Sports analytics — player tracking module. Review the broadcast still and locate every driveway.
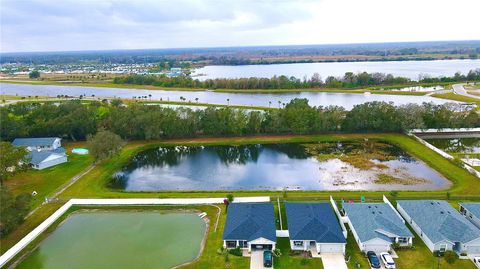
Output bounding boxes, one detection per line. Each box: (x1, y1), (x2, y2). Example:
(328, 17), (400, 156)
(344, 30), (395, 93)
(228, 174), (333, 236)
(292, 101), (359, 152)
(250, 250), (270, 269)
(453, 84), (480, 100)
(321, 253), (348, 269)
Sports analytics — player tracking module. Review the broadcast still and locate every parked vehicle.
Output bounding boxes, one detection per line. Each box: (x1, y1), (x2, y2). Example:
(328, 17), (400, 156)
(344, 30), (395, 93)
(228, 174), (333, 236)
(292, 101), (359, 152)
(263, 250), (273, 267)
(367, 251), (381, 268)
(380, 252), (396, 269)
(474, 257), (480, 268)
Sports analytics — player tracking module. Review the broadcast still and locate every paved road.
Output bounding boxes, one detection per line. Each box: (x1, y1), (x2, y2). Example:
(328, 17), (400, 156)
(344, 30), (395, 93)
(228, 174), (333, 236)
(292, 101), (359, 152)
(453, 84), (480, 100)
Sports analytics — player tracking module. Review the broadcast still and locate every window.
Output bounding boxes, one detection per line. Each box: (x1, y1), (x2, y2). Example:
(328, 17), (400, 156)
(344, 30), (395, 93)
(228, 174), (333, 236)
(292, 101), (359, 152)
(398, 237), (408, 244)
(226, 241), (236, 248)
(439, 244), (447, 252)
(239, 241), (248, 248)
(293, 241), (304, 247)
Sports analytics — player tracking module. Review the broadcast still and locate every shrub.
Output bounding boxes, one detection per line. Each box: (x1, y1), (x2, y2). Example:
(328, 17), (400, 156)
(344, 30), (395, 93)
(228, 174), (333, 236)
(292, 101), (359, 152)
(228, 247), (242, 256)
(273, 248), (282, 257)
(444, 250), (457, 264)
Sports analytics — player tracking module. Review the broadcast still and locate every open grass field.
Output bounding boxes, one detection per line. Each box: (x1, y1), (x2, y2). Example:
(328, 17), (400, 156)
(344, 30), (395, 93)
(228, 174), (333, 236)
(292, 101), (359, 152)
(2, 133), (480, 268)
(4, 142), (93, 209)
(431, 92), (480, 110)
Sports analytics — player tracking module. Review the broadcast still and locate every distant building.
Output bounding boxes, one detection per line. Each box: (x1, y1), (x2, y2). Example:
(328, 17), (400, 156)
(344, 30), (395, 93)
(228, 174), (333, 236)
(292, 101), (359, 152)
(222, 203), (276, 252)
(167, 67), (182, 77)
(12, 137), (67, 170)
(397, 200), (480, 255)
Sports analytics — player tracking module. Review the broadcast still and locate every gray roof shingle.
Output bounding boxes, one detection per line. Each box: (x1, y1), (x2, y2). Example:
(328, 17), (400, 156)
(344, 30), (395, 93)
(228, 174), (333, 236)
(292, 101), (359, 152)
(398, 200), (480, 244)
(343, 203), (413, 243)
(223, 203), (276, 242)
(28, 147), (66, 165)
(461, 203), (480, 219)
(285, 203), (345, 243)
(13, 137), (60, 147)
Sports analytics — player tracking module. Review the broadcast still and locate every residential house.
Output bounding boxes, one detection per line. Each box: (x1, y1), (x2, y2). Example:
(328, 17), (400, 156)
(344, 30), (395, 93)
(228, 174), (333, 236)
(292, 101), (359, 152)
(460, 203), (480, 229)
(222, 203), (276, 252)
(397, 200), (480, 255)
(285, 203), (346, 254)
(343, 202), (413, 253)
(12, 137), (67, 170)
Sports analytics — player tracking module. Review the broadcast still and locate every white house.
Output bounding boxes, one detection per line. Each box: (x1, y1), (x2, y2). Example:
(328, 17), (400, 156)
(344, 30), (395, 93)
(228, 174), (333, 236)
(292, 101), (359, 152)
(397, 200), (480, 255)
(13, 137), (62, 151)
(12, 137), (67, 170)
(460, 203), (480, 229)
(285, 203), (346, 254)
(222, 203), (276, 252)
(343, 202), (413, 253)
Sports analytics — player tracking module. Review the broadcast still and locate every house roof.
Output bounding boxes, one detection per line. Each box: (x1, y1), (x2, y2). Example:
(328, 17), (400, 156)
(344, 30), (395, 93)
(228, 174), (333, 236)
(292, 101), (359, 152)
(29, 147), (66, 165)
(398, 200), (480, 244)
(13, 137), (60, 147)
(343, 203), (413, 243)
(460, 203), (480, 218)
(223, 203), (276, 242)
(285, 203), (346, 243)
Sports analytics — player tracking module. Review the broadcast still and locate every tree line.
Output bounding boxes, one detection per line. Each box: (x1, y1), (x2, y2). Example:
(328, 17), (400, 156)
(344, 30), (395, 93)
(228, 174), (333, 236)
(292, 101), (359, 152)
(1, 99), (478, 142)
(113, 70), (480, 90)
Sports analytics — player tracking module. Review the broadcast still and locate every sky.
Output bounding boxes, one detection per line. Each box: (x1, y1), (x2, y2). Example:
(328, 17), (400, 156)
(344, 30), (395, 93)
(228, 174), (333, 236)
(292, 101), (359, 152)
(1, 0), (480, 53)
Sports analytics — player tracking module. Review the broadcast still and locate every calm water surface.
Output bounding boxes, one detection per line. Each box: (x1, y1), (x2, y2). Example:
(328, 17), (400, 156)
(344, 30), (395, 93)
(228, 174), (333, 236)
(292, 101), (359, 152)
(16, 211), (206, 269)
(115, 142), (450, 191)
(0, 83), (458, 110)
(193, 59), (480, 80)
(425, 138), (480, 154)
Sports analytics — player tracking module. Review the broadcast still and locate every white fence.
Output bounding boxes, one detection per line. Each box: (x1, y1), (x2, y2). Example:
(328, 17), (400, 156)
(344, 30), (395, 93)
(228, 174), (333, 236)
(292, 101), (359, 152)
(0, 196), (270, 267)
(409, 133), (480, 179)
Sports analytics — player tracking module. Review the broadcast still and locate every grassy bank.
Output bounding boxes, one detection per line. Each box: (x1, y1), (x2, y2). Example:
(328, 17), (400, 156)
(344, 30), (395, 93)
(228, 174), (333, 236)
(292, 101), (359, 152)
(2, 133), (480, 263)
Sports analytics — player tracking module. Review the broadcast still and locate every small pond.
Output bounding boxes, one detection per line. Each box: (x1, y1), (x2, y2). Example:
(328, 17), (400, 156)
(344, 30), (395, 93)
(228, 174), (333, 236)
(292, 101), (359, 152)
(16, 211), (206, 269)
(425, 138), (480, 155)
(113, 142), (450, 191)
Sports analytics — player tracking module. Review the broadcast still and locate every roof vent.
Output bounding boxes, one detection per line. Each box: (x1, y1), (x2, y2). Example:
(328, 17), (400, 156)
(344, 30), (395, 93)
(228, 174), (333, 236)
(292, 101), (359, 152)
(440, 211), (444, 214)
(431, 202), (434, 205)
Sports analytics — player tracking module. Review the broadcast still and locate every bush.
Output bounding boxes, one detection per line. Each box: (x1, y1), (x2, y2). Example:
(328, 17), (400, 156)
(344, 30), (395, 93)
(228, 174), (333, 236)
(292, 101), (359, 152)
(228, 247), (242, 256)
(444, 250), (457, 264)
(273, 248), (282, 257)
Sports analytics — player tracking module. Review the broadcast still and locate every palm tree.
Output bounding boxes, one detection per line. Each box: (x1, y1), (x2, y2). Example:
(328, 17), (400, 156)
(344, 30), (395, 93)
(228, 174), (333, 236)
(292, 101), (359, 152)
(227, 98), (230, 106)
(269, 101), (272, 108)
(195, 97), (199, 103)
(148, 94), (152, 101)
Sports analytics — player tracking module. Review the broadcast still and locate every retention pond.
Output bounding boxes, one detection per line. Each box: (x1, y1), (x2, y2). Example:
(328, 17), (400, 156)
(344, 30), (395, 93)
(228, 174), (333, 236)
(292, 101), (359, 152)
(16, 211), (207, 269)
(113, 141), (451, 191)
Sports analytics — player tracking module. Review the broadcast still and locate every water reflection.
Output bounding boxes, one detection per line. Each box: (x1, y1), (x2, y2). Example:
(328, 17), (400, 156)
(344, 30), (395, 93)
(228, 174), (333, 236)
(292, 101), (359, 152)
(116, 142), (450, 191)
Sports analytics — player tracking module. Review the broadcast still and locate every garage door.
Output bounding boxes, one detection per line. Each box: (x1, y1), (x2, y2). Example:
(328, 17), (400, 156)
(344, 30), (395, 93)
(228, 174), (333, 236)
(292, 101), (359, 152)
(251, 244), (272, 250)
(467, 246), (480, 255)
(365, 244), (390, 253)
(319, 244), (344, 254)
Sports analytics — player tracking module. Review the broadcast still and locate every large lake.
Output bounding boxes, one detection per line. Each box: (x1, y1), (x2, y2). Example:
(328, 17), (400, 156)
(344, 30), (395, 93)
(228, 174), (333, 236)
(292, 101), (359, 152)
(193, 59), (480, 80)
(16, 211), (206, 269)
(0, 83), (458, 109)
(113, 142), (450, 191)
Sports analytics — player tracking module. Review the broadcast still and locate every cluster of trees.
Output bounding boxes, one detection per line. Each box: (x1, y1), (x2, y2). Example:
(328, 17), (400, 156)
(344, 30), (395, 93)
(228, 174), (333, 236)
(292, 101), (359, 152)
(0, 142), (32, 238)
(113, 70), (480, 90)
(1, 99), (478, 142)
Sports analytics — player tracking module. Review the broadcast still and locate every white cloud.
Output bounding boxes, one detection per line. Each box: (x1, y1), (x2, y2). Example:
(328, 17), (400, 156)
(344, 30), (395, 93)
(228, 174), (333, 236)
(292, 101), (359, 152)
(1, 0), (479, 52)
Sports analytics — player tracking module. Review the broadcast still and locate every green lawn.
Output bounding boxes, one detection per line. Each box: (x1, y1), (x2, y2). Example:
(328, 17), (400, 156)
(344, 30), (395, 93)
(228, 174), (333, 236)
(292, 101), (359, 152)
(395, 225), (476, 269)
(274, 238), (324, 269)
(4, 142), (93, 209)
(2, 133), (480, 268)
(431, 92), (480, 110)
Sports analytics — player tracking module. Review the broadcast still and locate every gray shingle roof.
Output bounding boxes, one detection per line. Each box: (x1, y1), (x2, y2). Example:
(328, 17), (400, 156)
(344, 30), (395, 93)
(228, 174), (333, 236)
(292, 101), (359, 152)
(461, 203), (480, 218)
(13, 137), (60, 147)
(285, 203), (345, 243)
(398, 200), (480, 244)
(223, 203), (276, 242)
(343, 203), (413, 243)
(28, 147), (66, 165)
